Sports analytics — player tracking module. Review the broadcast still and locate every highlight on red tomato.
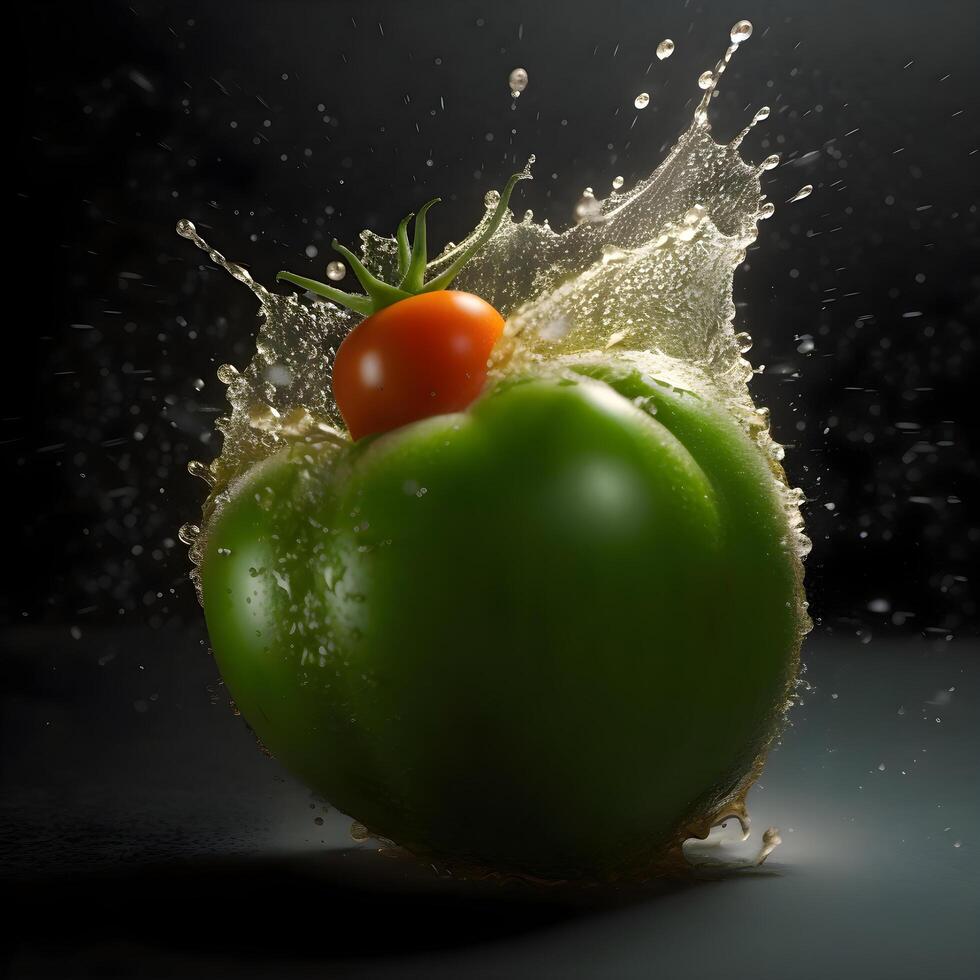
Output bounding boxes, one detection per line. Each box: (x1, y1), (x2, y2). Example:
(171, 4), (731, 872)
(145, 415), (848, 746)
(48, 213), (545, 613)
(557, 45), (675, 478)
(277, 173), (525, 440)
(331, 290), (503, 440)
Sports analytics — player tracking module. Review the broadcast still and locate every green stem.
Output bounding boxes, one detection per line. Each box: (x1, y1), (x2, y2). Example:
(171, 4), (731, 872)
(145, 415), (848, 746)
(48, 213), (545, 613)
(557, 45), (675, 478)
(275, 272), (374, 316)
(421, 171), (526, 294)
(399, 199), (439, 293)
(331, 240), (412, 310)
(276, 164), (531, 317)
(395, 212), (414, 280)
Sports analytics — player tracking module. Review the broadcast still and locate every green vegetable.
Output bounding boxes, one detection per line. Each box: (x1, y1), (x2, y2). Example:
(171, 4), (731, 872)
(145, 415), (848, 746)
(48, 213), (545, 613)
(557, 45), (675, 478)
(201, 368), (801, 879)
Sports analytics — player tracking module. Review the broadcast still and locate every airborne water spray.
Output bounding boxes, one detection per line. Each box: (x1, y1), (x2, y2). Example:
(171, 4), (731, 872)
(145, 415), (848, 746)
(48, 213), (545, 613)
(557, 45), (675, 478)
(178, 20), (813, 875)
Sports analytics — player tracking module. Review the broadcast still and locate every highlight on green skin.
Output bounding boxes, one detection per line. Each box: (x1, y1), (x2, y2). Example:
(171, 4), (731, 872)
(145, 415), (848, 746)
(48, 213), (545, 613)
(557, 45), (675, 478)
(276, 170), (528, 317)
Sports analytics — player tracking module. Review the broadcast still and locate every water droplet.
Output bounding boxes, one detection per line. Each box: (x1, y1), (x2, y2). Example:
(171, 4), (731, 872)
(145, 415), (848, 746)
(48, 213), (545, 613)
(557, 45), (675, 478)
(178, 523), (200, 546)
(484, 189), (501, 209)
(634, 92), (650, 110)
(752, 826), (782, 865)
(730, 20), (753, 44)
(574, 194), (603, 223)
(683, 204), (707, 225)
(508, 67), (528, 97)
(759, 201), (776, 219)
(753, 105), (771, 123)
(175, 218), (197, 239)
(223, 261), (254, 284)
(612, 175), (625, 190)
(656, 39), (675, 60)
(762, 153), (780, 170)
(698, 71), (715, 90)
(216, 363), (240, 384)
(187, 460), (216, 486)
(326, 260), (346, 281)
(600, 245), (627, 265)
(787, 184), (813, 203)
(350, 821), (370, 841)
(248, 402), (282, 432)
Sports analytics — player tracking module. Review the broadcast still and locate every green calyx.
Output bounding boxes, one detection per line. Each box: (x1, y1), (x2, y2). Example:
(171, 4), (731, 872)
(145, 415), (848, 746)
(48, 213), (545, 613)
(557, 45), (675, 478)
(276, 169), (528, 317)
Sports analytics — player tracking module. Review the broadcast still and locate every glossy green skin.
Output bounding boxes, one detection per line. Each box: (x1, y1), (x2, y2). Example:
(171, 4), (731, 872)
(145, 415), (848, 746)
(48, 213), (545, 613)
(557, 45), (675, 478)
(202, 370), (801, 878)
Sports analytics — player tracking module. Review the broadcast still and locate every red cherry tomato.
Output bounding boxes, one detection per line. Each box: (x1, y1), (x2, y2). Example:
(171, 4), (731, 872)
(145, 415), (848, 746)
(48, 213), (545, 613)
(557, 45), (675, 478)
(332, 290), (505, 440)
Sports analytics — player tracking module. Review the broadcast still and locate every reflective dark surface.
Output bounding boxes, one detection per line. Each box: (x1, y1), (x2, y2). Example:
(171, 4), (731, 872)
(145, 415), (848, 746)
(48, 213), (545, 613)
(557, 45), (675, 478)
(4, 629), (977, 977)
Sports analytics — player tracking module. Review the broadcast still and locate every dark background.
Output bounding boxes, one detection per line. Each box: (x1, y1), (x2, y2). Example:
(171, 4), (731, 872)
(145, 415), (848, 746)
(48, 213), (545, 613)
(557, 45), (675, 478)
(4, 1), (979, 977)
(6, 0), (978, 638)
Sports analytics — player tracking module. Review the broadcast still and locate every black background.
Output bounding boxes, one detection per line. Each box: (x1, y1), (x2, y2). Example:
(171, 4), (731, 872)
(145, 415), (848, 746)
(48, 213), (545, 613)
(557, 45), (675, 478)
(7, 0), (978, 639)
(4, 2), (980, 977)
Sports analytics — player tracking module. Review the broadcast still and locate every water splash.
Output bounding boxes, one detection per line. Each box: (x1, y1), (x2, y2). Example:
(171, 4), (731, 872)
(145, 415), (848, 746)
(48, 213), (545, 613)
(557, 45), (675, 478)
(788, 183), (814, 203)
(730, 20), (754, 44)
(176, 219), (267, 298)
(685, 822), (783, 872)
(181, 17), (811, 569)
(180, 24), (812, 860)
(508, 67), (529, 98)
